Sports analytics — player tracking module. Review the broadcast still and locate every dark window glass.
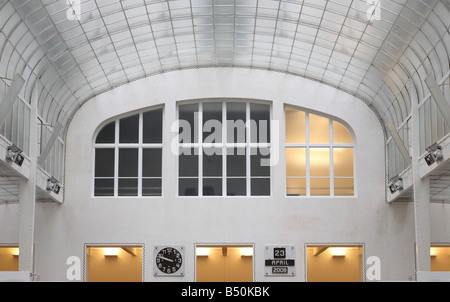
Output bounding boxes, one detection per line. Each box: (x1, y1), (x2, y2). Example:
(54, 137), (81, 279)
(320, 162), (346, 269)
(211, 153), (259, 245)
(227, 148), (246, 177)
(203, 148), (222, 177)
(250, 103), (270, 143)
(251, 178), (270, 196)
(203, 178), (222, 196)
(95, 179), (114, 196)
(227, 103), (246, 143)
(96, 121), (115, 144)
(179, 148), (198, 177)
(143, 149), (162, 177)
(251, 148), (270, 177)
(95, 149), (115, 177)
(119, 149), (138, 177)
(179, 178), (198, 196)
(143, 179), (162, 196)
(118, 178), (138, 196)
(143, 109), (163, 143)
(119, 114), (139, 143)
(227, 178), (246, 196)
(203, 102), (222, 143)
(179, 103), (198, 144)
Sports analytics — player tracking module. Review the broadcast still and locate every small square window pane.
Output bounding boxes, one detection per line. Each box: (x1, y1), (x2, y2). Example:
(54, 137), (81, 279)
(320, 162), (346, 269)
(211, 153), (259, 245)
(227, 178), (246, 196)
(251, 148), (270, 177)
(286, 178), (306, 196)
(179, 148), (198, 177)
(143, 178), (162, 196)
(227, 102), (247, 143)
(95, 179), (114, 196)
(310, 178), (330, 196)
(119, 114), (139, 143)
(179, 178), (198, 196)
(334, 178), (354, 196)
(250, 103), (270, 143)
(285, 108), (305, 143)
(118, 178), (138, 196)
(203, 178), (222, 196)
(286, 148), (306, 177)
(333, 148), (353, 177)
(143, 148), (162, 177)
(309, 114), (330, 144)
(227, 148), (246, 177)
(333, 120), (353, 143)
(119, 149), (138, 177)
(179, 103), (199, 143)
(310, 148), (330, 177)
(251, 178), (270, 196)
(203, 148), (222, 177)
(143, 109), (163, 143)
(95, 148), (115, 177)
(203, 102), (222, 143)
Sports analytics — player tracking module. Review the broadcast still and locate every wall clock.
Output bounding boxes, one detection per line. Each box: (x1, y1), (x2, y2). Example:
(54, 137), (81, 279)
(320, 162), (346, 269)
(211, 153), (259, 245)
(154, 245), (184, 276)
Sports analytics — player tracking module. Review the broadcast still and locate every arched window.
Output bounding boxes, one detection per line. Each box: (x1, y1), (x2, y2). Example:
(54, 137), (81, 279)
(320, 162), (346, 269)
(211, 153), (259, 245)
(285, 106), (355, 197)
(177, 101), (271, 197)
(94, 108), (163, 197)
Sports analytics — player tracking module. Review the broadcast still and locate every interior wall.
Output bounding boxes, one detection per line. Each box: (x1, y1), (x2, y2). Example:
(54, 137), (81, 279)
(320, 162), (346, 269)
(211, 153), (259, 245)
(0, 247), (19, 271)
(25, 68), (419, 281)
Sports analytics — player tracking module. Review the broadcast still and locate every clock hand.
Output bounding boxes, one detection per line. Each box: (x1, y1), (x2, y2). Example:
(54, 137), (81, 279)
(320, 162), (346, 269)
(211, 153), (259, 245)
(157, 255), (174, 262)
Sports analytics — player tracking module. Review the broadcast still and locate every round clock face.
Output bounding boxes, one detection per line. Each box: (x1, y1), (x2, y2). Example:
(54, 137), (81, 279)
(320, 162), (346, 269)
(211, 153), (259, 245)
(156, 247), (183, 274)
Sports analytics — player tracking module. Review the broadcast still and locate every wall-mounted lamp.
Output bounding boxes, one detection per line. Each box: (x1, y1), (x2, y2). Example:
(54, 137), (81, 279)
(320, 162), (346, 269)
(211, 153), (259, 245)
(424, 143), (443, 166)
(330, 247), (346, 257)
(196, 247), (210, 257)
(430, 247), (438, 257)
(240, 247), (253, 257)
(46, 177), (61, 194)
(103, 248), (120, 257)
(388, 175), (403, 194)
(12, 248), (19, 257)
(6, 144), (24, 166)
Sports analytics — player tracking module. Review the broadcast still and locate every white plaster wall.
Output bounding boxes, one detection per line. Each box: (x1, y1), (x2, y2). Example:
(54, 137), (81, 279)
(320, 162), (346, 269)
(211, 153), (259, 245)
(31, 68), (417, 281)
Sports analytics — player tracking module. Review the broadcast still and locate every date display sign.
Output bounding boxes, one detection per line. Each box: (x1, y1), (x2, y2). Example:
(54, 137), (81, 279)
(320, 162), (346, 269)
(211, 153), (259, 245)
(264, 245), (295, 276)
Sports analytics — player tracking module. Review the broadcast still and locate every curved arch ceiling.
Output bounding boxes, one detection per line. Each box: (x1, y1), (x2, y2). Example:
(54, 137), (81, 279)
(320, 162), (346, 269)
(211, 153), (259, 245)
(0, 0), (449, 133)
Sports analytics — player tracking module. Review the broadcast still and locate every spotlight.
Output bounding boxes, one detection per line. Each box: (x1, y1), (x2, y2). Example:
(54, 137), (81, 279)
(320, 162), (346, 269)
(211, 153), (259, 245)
(424, 143), (443, 166)
(388, 175), (403, 194)
(5, 144), (24, 166)
(46, 177), (61, 194)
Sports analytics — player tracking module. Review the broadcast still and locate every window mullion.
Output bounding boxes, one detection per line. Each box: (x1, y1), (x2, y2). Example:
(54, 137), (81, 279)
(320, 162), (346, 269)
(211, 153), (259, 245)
(138, 113), (143, 197)
(329, 118), (334, 197)
(305, 113), (310, 197)
(223, 102), (227, 197)
(114, 120), (119, 197)
(198, 102), (203, 197)
(246, 102), (251, 197)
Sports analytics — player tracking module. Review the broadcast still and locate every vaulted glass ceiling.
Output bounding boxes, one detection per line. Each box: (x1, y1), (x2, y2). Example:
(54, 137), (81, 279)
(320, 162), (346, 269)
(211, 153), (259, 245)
(0, 0), (449, 133)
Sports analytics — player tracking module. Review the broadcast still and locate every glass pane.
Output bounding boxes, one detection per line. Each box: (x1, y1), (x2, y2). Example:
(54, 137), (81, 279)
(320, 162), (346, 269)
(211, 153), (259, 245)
(227, 147), (246, 177)
(179, 178), (198, 196)
(143, 109), (163, 144)
(227, 102), (247, 143)
(250, 103), (270, 143)
(96, 121), (115, 144)
(285, 108), (306, 143)
(203, 178), (222, 196)
(227, 178), (246, 196)
(119, 149), (138, 177)
(286, 148), (306, 177)
(179, 103), (199, 144)
(310, 178), (330, 196)
(334, 178), (354, 196)
(118, 178), (138, 196)
(333, 120), (353, 143)
(310, 148), (330, 177)
(95, 179), (114, 196)
(95, 149), (115, 177)
(333, 148), (354, 177)
(179, 148), (198, 177)
(119, 114), (139, 143)
(286, 178), (306, 196)
(142, 178), (162, 196)
(309, 113), (330, 144)
(203, 102), (222, 143)
(251, 148), (270, 177)
(203, 148), (222, 177)
(143, 149), (162, 177)
(251, 178), (270, 196)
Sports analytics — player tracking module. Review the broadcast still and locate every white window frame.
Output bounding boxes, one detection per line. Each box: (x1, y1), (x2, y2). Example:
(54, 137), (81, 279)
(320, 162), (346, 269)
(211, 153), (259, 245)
(284, 105), (356, 198)
(177, 100), (272, 198)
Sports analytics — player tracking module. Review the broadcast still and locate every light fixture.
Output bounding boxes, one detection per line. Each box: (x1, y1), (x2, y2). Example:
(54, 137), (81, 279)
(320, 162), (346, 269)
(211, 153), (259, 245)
(430, 247), (438, 257)
(46, 177), (61, 194)
(6, 144), (24, 166)
(424, 143), (443, 166)
(196, 247), (210, 257)
(388, 175), (403, 194)
(12, 248), (19, 257)
(103, 248), (120, 256)
(330, 247), (346, 257)
(240, 247), (253, 257)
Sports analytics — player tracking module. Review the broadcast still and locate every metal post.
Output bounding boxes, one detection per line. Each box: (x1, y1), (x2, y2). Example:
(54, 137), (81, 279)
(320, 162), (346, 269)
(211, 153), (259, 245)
(18, 80), (38, 277)
(410, 82), (431, 274)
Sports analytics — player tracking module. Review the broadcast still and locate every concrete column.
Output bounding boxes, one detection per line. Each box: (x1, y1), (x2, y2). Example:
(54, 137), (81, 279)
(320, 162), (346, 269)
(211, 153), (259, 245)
(411, 82), (431, 274)
(18, 81), (38, 276)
